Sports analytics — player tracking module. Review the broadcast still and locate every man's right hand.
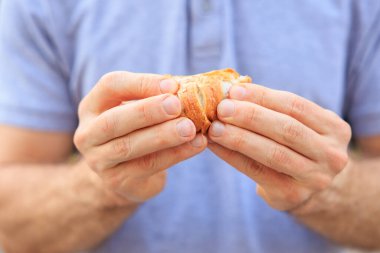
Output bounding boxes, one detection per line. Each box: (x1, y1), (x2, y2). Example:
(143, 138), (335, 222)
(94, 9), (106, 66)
(74, 71), (207, 207)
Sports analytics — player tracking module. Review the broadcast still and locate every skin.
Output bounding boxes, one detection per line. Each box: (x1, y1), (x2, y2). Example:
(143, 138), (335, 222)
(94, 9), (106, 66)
(0, 72), (207, 253)
(208, 83), (380, 249)
(0, 73), (379, 251)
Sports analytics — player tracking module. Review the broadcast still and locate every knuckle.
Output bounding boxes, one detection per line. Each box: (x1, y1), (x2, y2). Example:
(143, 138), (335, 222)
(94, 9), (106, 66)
(340, 121), (352, 142)
(325, 147), (348, 173)
(139, 153), (158, 172)
(257, 89), (267, 106)
(99, 72), (121, 94)
(268, 145), (290, 168)
(85, 154), (104, 172)
(242, 159), (267, 179)
(327, 111), (352, 142)
(73, 127), (88, 150)
(328, 110), (342, 126)
(139, 75), (150, 87)
(282, 183), (304, 206)
(243, 106), (260, 124)
(231, 132), (246, 150)
(138, 75), (155, 95)
(153, 125), (171, 147)
(137, 102), (154, 124)
(285, 191), (303, 207)
(288, 94), (306, 117)
(77, 99), (88, 118)
(282, 120), (304, 143)
(99, 113), (119, 137)
(311, 173), (333, 191)
(112, 136), (132, 160)
(99, 72), (118, 85)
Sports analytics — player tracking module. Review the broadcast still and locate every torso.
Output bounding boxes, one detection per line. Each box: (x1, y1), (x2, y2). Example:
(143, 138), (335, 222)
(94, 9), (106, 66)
(45, 1), (370, 252)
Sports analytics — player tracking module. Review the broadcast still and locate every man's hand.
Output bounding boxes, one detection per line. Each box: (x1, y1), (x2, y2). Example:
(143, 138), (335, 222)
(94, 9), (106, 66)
(74, 71), (207, 206)
(208, 83), (351, 211)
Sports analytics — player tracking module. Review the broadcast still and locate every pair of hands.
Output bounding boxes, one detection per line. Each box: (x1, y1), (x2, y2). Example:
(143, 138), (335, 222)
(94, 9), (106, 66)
(74, 72), (351, 211)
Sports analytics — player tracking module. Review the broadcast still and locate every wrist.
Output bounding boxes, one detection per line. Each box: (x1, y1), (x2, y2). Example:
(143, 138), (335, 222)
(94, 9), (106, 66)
(69, 160), (139, 210)
(289, 186), (336, 217)
(290, 159), (354, 217)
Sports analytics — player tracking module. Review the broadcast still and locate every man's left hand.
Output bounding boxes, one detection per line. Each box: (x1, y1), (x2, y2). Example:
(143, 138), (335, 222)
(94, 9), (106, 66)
(208, 83), (352, 211)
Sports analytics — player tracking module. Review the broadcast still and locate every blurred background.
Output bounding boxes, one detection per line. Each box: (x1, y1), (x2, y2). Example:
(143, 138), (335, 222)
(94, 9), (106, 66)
(0, 1), (379, 253)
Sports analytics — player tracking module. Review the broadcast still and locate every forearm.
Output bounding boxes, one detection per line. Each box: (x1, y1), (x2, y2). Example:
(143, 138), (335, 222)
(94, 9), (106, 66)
(292, 157), (380, 249)
(0, 161), (138, 253)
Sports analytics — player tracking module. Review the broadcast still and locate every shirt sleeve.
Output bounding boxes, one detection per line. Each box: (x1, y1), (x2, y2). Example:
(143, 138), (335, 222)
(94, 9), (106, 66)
(0, 0), (77, 133)
(345, 3), (380, 137)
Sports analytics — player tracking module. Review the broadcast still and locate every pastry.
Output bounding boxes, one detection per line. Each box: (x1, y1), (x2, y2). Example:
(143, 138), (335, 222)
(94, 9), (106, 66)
(173, 68), (252, 133)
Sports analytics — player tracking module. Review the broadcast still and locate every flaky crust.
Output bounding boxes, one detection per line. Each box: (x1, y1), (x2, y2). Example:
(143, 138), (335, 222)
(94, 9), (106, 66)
(173, 68), (252, 133)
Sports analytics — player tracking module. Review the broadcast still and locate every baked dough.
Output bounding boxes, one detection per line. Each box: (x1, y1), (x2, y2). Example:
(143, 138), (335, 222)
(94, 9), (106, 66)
(173, 68), (252, 133)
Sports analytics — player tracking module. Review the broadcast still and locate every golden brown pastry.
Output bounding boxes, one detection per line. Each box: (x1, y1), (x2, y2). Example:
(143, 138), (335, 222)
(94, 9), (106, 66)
(173, 68), (252, 133)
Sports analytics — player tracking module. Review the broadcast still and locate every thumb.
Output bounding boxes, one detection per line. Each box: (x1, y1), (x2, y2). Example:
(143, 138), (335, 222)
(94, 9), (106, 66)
(83, 71), (178, 114)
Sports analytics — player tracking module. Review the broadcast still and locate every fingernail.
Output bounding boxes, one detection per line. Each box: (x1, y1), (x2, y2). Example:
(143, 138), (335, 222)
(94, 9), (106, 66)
(160, 79), (178, 93)
(230, 86), (247, 100)
(190, 134), (204, 147)
(162, 95), (181, 115)
(176, 119), (195, 137)
(209, 121), (225, 137)
(218, 100), (235, 118)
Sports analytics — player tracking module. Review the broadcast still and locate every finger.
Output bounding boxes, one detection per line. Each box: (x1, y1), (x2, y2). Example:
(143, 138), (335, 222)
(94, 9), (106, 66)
(256, 185), (311, 211)
(90, 117), (196, 171)
(208, 121), (316, 180)
(100, 134), (207, 202)
(229, 83), (338, 134)
(86, 94), (181, 146)
(208, 143), (312, 210)
(208, 142), (287, 186)
(104, 134), (207, 179)
(80, 71), (178, 115)
(217, 99), (325, 160)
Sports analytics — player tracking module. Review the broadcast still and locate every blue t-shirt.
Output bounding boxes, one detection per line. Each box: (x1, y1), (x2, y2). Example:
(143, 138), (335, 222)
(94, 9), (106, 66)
(1, 1), (380, 253)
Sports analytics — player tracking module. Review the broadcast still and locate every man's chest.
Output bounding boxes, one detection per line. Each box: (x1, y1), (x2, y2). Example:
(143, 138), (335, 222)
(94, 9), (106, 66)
(66, 0), (351, 115)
